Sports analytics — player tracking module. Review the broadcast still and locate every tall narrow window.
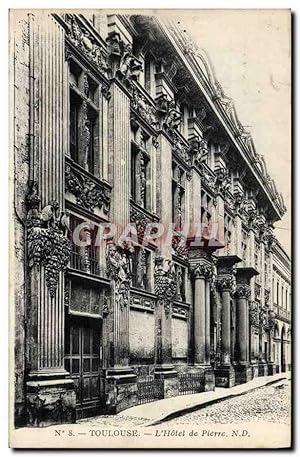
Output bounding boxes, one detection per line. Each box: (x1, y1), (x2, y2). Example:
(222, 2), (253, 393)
(172, 163), (185, 230)
(68, 63), (100, 177)
(130, 129), (151, 210)
(130, 248), (151, 291)
(144, 52), (151, 93)
(70, 91), (79, 162)
(224, 214), (232, 255)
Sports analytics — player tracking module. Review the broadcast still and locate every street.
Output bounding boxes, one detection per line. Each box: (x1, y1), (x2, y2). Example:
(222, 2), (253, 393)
(79, 378), (291, 429)
(155, 378), (291, 427)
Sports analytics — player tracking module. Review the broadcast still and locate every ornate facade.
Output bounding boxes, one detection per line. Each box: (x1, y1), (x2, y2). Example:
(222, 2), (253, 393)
(12, 11), (291, 427)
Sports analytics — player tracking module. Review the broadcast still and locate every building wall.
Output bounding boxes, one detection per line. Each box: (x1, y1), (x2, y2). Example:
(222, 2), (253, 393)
(11, 11), (291, 426)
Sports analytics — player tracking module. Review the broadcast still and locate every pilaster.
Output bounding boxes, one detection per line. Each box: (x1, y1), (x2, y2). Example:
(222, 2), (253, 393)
(25, 13), (76, 426)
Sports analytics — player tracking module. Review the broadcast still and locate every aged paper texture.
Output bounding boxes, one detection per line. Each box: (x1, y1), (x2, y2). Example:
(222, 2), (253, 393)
(9, 8), (291, 449)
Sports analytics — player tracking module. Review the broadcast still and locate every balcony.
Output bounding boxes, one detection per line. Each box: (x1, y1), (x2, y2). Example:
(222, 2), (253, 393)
(70, 250), (100, 277)
(65, 157), (111, 215)
(273, 304), (291, 323)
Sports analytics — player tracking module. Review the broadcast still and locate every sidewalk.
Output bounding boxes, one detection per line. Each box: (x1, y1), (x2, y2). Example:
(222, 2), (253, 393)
(116, 372), (289, 426)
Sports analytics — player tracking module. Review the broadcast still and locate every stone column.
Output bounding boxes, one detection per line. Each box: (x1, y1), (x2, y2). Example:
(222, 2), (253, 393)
(214, 256), (241, 388)
(190, 258), (215, 391)
(25, 13), (76, 426)
(205, 280), (211, 364)
(234, 267), (259, 384)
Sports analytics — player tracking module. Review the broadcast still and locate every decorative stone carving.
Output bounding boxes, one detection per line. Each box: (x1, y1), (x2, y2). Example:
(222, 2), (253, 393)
(107, 32), (143, 85)
(130, 293), (155, 311)
(130, 204), (158, 239)
(27, 392), (75, 426)
(106, 243), (132, 310)
(156, 94), (182, 134)
(268, 309), (276, 333)
(235, 284), (251, 299)
(171, 133), (192, 167)
(131, 85), (158, 129)
(172, 235), (188, 258)
(264, 288), (270, 305)
(216, 274), (235, 293)
(65, 14), (108, 73)
(255, 283), (261, 301)
(154, 256), (177, 317)
(26, 182), (71, 297)
(259, 305), (269, 331)
(189, 136), (209, 167)
(65, 162), (111, 214)
(172, 304), (189, 318)
(191, 262), (213, 280)
(249, 301), (260, 328)
(234, 190), (246, 212)
(215, 168), (231, 196)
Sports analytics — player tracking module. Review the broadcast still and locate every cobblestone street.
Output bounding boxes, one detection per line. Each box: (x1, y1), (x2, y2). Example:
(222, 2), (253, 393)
(156, 378), (291, 427)
(79, 378), (291, 429)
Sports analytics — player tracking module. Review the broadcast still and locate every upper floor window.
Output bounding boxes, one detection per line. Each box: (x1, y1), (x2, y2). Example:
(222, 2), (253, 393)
(130, 247), (151, 291)
(69, 60), (100, 177)
(172, 162), (186, 229)
(69, 214), (100, 276)
(224, 213), (232, 255)
(201, 191), (213, 231)
(276, 281), (279, 304)
(174, 263), (186, 302)
(241, 228), (248, 265)
(130, 128), (151, 210)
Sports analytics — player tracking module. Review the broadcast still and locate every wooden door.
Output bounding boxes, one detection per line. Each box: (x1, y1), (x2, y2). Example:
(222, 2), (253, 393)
(65, 317), (102, 418)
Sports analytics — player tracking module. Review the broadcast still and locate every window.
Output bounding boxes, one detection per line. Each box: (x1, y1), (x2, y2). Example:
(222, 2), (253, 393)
(224, 214), (232, 255)
(130, 129), (151, 209)
(276, 281), (279, 304)
(281, 286), (284, 307)
(130, 248), (151, 291)
(241, 229), (248, 265)
(174, 264), (186, 302)
(144, 52), (151, 93)
(69, 215), (100, 276)
(69, 62), (100, 176)
(201, 191), (213, 238)
(172, 162), (186, 229)
(285, 289), (288, 309)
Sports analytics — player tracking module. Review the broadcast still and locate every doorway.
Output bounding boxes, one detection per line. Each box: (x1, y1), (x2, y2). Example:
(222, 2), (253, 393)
(65, 316), (103, 419)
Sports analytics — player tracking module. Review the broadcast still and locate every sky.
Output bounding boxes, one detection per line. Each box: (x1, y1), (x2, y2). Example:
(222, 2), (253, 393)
(172, 9), (291, 255)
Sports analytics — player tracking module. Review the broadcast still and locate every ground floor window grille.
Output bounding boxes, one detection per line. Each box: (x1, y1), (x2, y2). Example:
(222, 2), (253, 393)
(178, 372), (205, 395)
(137, 376), (164, 405)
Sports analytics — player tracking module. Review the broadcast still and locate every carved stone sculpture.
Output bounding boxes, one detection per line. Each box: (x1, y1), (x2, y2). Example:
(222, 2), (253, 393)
(106, 243), (131, 310)
(154, 256), (177, 316)
(26, 182), (71, 297)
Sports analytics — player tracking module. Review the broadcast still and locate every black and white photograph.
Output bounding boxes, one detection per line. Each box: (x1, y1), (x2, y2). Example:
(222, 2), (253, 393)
(8, 8), (292, 449)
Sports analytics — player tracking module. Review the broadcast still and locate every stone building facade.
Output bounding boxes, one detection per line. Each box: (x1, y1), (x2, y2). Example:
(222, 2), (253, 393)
(11, 11), (291, 427)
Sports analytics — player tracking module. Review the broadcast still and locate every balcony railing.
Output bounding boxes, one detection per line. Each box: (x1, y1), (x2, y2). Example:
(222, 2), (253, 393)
(273, 304), (291, 322)
(70, 251), (100, 277)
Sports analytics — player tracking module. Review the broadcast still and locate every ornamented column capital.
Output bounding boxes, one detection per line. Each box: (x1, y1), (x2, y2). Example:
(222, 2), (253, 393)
(216, 274), (236, 293)
(235, 284), (251, 299)
(190, 262), (213, 280)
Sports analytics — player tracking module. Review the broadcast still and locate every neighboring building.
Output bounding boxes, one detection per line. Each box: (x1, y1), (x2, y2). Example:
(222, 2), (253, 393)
(272, 241), (291, 374)
(11, 11), (291, 427)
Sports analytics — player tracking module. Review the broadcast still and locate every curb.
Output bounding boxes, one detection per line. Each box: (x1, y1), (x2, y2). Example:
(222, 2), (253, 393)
(144, 376), (287, 427)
